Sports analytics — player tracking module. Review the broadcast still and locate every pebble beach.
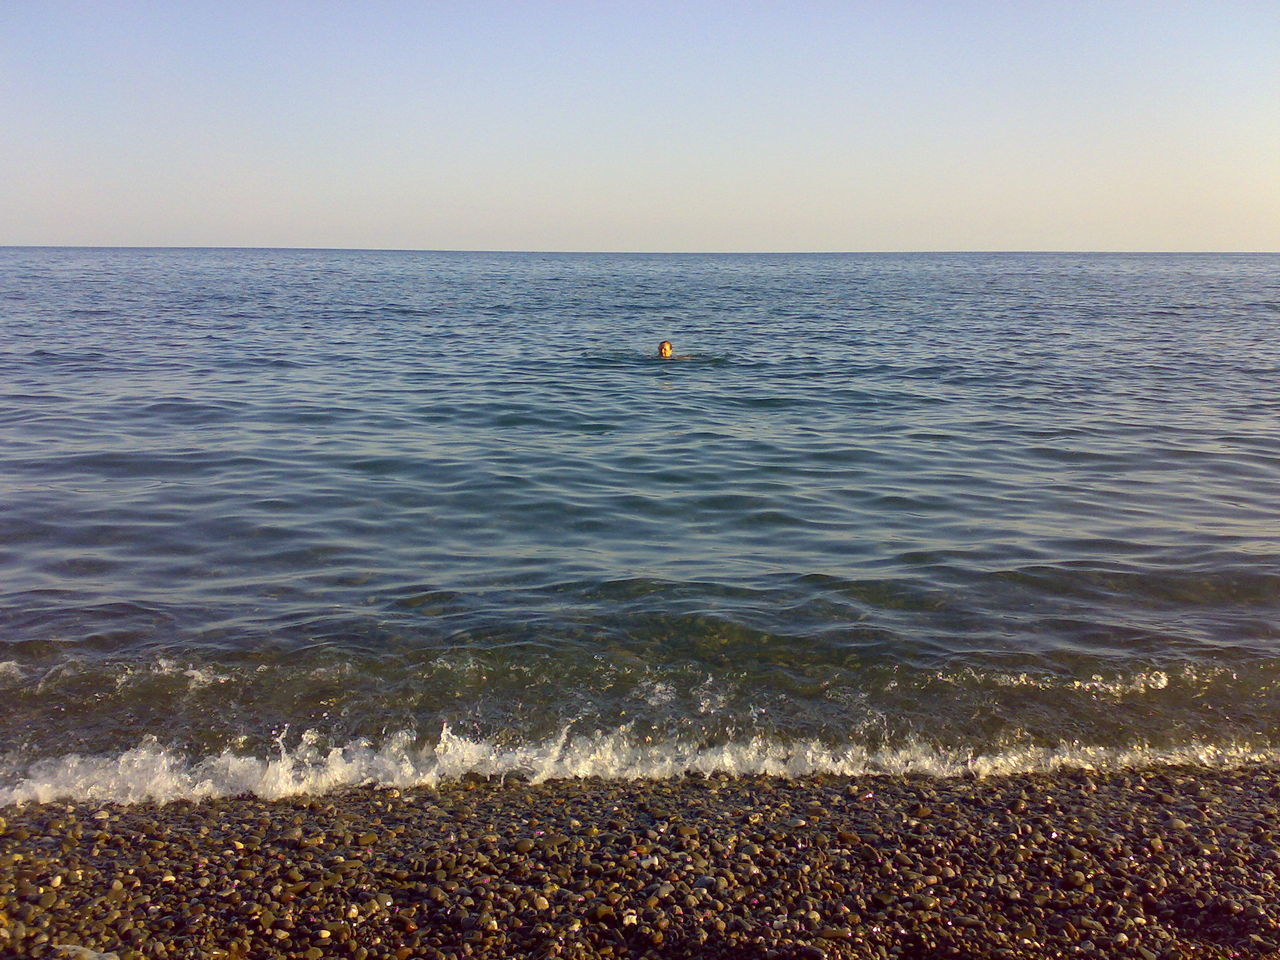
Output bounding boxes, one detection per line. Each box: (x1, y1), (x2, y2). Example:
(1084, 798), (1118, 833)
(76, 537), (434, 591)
(4, 764), (1280, 960)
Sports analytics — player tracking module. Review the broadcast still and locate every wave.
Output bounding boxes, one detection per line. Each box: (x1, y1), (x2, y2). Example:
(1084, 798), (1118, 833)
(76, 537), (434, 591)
(5, 725), (1280, 807)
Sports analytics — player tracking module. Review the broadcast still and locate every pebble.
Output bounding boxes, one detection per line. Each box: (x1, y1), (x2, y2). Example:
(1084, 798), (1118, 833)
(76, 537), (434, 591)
(4, 766), (1280, 959)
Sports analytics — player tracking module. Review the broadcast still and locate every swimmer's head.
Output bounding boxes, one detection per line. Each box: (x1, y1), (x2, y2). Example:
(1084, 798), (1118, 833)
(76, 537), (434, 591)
(658, 340), (673, 359)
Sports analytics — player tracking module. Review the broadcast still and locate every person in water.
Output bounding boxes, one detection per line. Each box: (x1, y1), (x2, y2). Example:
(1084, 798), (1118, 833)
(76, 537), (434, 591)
(658, 340), (693, 360)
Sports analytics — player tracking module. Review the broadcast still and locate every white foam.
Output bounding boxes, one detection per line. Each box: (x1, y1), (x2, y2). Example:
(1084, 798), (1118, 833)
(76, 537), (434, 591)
(694, 675), (730, 714)
(0, 661), (22, 681)
(4, 725), (1280, 807)
(946, 664), (1233, 699)
(636, 678), (675, 707)
(30, 656), (235, 695)
(135, 656), (234, 690)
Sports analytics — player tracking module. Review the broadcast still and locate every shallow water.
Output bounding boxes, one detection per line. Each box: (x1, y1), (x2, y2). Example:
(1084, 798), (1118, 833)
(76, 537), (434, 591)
(2, 248), (1279, 802)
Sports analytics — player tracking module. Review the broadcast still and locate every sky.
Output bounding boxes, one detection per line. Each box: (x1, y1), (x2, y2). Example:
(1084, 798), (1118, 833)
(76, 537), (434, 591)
(2, 0), (1277, 251)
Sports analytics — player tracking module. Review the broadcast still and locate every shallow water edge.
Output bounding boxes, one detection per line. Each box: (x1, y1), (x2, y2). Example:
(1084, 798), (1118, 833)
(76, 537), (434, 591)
(6, 723), (1280, 806)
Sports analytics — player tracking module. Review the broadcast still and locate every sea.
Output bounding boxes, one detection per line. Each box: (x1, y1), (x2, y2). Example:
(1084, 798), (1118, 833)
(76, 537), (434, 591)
(2, 247), (1278, 805)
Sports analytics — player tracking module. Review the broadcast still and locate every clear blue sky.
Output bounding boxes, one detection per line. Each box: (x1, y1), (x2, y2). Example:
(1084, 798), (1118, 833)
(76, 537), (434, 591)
(2, 0), (1276, 250)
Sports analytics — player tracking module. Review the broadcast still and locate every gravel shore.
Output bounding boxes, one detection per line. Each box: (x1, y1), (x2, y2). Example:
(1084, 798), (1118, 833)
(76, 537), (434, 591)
(3, 763), (1280, 959)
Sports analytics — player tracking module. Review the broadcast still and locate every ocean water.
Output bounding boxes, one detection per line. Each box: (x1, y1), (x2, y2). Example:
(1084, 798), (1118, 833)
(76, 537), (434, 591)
(2, 247), (1279, 804)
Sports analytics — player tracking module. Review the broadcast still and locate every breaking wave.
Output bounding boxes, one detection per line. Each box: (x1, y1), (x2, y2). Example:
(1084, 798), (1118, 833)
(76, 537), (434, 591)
(5, 725), (1280, 806)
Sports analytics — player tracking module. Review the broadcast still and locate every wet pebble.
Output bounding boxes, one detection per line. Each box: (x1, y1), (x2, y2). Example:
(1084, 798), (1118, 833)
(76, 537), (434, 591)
(5, 765), (1280, 959)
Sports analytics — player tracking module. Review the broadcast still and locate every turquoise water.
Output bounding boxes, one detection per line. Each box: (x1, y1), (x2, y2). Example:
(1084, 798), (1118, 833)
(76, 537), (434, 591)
(2, 248), (1279, 802)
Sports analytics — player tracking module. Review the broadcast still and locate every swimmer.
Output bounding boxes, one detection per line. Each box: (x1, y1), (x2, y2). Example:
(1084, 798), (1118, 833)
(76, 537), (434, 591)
(657, 340), (693, 360)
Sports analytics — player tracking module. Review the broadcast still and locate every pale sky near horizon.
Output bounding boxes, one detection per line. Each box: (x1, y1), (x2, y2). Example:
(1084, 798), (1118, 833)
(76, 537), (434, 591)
(2, 1), (1277, 251)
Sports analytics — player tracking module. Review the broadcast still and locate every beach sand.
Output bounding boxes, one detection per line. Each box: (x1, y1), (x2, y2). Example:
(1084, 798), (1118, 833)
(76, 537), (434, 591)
(3, 764), (1280, 959)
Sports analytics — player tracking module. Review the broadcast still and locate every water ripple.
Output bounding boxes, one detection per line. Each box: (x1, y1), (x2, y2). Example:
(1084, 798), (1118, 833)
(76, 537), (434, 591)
(2, 249), (1280, 797)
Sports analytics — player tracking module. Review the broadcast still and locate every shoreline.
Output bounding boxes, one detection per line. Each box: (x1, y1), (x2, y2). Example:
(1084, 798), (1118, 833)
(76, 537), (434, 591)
(3, 764), (1279, 959)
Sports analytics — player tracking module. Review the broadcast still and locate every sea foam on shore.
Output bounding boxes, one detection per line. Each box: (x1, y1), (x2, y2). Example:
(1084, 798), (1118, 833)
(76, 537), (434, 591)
(5, 723), (1280, 806)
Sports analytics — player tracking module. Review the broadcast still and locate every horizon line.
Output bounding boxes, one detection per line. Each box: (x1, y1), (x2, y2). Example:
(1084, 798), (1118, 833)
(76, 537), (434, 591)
(3, 244), (1278, 256)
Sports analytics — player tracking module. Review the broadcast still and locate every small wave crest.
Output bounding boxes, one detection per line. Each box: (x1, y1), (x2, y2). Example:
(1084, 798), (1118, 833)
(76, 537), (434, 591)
(5, 726), (1280, 806)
